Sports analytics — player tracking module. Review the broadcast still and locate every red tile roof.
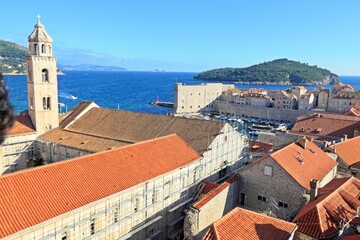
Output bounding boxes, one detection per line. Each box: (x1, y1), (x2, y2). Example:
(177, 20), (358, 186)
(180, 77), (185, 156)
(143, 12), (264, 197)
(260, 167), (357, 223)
(329, 136), (360, 167)
(290, 113), (360, 141)
(292, 177), (360, 239)
(343, 108), (360, 117)
(193, 175), (238, 210)
(269, 139), (337, 190)
(0, 134), (200, 238)
(248, 140), (274, 153)
(193, 182), (230, 210)
(6, 113), (36, 135)
(201, 181), (220, 196)
(203, 207), (297, 240)
(342, 235), (360, 240)
(40, 107), (226, 154)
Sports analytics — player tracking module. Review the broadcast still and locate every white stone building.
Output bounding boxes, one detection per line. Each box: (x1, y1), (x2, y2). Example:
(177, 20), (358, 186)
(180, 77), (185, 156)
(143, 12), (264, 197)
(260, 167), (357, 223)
(174, 83), (234, 114)
(0, 134), (244, 240)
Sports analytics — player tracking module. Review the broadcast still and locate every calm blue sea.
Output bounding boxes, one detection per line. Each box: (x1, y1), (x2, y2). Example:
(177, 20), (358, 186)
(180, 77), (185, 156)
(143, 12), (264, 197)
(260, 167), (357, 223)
(3, 71), (360, 115)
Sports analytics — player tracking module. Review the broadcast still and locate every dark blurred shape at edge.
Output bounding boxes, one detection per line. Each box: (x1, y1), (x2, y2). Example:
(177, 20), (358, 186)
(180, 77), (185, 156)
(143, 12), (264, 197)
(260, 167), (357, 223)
(0, 72), (14, 144)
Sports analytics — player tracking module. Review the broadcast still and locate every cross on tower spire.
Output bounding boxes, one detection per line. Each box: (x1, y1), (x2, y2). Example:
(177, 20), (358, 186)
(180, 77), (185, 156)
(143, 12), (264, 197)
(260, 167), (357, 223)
(37, 14), (41, 24)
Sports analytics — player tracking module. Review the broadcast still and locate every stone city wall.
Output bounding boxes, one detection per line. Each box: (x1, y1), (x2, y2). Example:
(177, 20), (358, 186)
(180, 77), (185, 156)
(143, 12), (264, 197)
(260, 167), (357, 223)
(213, 101), (312, 123)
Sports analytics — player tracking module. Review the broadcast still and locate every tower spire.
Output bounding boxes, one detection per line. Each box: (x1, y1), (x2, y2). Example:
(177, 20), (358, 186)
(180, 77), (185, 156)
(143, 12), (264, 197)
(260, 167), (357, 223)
(37, 14), (41, 24)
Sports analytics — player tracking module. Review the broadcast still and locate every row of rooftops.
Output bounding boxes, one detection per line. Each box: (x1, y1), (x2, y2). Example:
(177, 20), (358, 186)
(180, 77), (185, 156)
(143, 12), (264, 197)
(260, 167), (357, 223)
(199, 177), (360, 240)
(192, 135), (360, 239)
(0, 134), (201, 238)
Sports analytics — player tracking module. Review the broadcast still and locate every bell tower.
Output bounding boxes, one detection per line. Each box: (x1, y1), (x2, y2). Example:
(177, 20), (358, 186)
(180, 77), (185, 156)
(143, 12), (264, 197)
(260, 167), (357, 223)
(26, 15), (59, 135)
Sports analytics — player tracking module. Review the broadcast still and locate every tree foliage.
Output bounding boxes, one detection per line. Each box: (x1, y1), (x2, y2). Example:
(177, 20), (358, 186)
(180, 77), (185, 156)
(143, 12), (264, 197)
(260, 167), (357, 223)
(194, 59), (338, 85)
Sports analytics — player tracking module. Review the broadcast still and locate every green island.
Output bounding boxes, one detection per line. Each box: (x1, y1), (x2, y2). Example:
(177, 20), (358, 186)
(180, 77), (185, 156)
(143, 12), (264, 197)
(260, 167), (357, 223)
(0, 39), (29, 74)
(194, 59), (339, 86)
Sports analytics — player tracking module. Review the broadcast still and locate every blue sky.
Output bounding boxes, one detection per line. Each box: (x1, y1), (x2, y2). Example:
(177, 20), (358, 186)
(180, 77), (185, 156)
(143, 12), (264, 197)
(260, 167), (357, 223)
(2, 0), (360, 74)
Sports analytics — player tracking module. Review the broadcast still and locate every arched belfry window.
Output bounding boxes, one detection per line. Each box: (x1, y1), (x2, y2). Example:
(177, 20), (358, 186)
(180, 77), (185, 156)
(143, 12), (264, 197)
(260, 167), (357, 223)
(42, 69), (49, 82)
(34, 44), (38, 55)
(43, 96), (51, 110)
(41, 44), (46, 53)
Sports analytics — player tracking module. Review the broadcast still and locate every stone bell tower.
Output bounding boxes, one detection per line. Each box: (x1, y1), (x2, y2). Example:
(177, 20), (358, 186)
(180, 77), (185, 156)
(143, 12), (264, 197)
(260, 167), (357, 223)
(26, 15), (59, 135)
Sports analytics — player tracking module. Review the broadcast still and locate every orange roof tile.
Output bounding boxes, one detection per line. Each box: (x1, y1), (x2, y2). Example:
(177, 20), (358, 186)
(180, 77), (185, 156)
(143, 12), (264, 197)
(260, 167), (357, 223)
(329, 136), (360, 167)
(292, 177), (360, 239)
(203, 208), (297, 240)
(290, 113), (360, 141)
(343, 108), (360, 117)
(40, 107), (225, 154)
(342, 235), (360, 240)
(6, 113), (36, 135)
(201, 181), (220, 196)
(193, 182), (230, 210)
(0, 134), (200, 238)
(193, 175), (238, 210)
(59, 101), (95, 128)
(271, 139), (337, 190)
(248, 140), (274, 153)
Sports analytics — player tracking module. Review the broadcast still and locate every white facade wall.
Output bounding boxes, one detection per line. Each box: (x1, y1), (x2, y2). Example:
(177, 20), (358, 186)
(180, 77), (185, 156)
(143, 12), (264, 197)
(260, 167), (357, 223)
(5, 124), (245, 240)
(298, 94), (314, 110)
(0, 132), (38, 174)
(327, 98), (357, 112)
(174, 83), (234, 114)
(317, 92), (329, 109)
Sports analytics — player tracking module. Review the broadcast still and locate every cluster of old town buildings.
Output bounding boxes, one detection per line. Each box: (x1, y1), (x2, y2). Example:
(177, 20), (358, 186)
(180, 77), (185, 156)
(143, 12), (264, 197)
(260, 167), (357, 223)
(1, 18), (360, 240)
(174, 81), (360, 115)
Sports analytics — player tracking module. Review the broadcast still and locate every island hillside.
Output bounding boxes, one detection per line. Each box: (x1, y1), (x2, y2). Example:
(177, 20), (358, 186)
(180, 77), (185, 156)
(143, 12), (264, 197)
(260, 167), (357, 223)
(194, 59), (339, 85)
(0, 39), (127, 74)
(0, 39), (28, 73)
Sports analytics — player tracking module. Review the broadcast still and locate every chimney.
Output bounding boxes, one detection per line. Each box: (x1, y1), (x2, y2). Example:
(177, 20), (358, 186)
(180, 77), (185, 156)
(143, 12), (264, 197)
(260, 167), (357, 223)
(343, 134), (348, 141)
(310, 179), (319, 201)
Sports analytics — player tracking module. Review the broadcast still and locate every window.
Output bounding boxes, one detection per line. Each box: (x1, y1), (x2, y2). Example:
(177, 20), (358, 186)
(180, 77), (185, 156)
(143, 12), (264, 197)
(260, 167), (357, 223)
(264, 166), (273, 176)
(61, 232), (67, 240)
(43, 96), (51, 110)
(134, 198), (139, 212)
(257, 195), (267, 202)
(278, 201), (288, 208)
(114, 208), (118, 223)
(41, 44), (46, 53)
(90, 219), (95, 235)
(34, 44), (38, 54)
(42, 69), (49, 82)
(164, 182), (170, 199)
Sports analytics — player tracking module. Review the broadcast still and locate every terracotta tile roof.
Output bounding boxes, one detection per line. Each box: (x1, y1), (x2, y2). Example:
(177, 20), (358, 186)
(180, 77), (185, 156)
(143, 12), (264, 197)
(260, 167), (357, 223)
(290, 113), (360, 141)
(333, 83), (345, 89)
(331, 92), (360, 99)
(193, 182), (230, 210)
(0, 134), (200, 238)
(329, 136), (360, 167)
(40, 108), (226, 154)
(342, 235), (360, 240)
(59, 101), (96, 128)
(193, 175), (238, 210)
(203, 207), (297, 240)
(292, 86), (307, 90)
(343, 108), (360, 117)
(270, 139), (337, 190)
(6, 112), (36, 135)
(292, 177), (360, 239)
(248, 140), (274, 153)
(350, 217), (360, 225)
(39, 128), (130, 152)
(201, 181), (220, 195)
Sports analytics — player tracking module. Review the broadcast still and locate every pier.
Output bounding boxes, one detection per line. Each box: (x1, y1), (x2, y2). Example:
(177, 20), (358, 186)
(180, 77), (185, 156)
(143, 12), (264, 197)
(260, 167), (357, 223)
(149, 101), (174, 108)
